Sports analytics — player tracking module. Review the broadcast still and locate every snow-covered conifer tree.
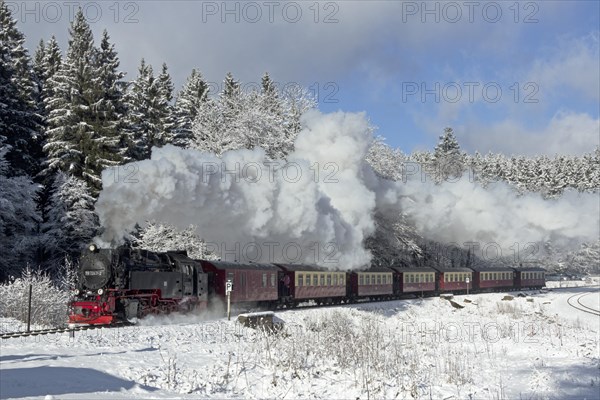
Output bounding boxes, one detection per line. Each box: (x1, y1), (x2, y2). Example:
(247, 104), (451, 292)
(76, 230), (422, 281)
(42, 172), (99, 268)
(43, 9), (97, 183)
(172, 68), (209, 148)
(0, 143), (41, 278)
(124, 59), (174, 160)
(0, 3), (41, 177)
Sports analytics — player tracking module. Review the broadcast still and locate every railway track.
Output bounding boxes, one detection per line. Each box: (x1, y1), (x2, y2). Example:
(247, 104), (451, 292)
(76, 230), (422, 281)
(566, 291), (600, 316)
(0, 322), (128, 340)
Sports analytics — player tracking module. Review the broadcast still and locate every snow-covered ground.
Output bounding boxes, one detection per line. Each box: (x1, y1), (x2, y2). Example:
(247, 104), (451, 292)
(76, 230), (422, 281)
(546, 278), (600, 289)
(1, 288), (599, 400)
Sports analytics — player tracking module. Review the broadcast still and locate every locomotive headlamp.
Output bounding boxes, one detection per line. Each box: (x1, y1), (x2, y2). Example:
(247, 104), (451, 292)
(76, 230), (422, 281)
(97, 288), (104, 295)
(89, 244), (97, 252)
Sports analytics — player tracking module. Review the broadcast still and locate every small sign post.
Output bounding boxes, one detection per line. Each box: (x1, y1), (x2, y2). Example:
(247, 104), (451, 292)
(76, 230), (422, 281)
(225, 280), (232, 321)
(466, 277), (470, 296)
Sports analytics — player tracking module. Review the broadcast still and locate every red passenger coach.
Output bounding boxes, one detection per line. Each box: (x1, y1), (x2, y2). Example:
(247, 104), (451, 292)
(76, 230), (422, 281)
(276, 264), (346, 305)
(350, 267), (394, 300)
(391, 267), (436, 295)
(200, 261), (280, 306)
(434, 267), (474, 293)
(470, 266), (514, 292)
(513, 267), (546, 289)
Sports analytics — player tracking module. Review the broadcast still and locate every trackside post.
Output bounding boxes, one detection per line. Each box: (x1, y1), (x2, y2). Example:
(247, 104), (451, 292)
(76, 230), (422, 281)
(26, 284), (32, 332)
(226, 279), (233, 321)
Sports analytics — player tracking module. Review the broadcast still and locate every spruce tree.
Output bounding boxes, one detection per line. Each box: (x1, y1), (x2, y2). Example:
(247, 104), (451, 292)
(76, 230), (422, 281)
(42, 172), (99, 268)
(44, 12), (125, 194)
(43, 9), (97, 184)
(432, 127), (464, 183)
(257, 72), (285, 158)
(0, 144), (41, 277)
(39, 37), (62, 104)
(88, 30), (126, 178)
(124, 59), (175, 160)
(0, 2), (41, 177)
(172, 68), (209, 148)
(156, 62), (175, 141)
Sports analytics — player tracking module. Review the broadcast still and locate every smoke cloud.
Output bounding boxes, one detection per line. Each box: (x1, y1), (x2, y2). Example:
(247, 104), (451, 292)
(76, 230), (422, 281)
(96, 110), (400, 269)
(399, 178), (599, 253)
(95, 110), (599, 268)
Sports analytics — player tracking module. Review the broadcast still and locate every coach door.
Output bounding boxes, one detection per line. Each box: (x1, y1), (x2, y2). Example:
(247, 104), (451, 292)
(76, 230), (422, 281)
(239, 271), (247, 300)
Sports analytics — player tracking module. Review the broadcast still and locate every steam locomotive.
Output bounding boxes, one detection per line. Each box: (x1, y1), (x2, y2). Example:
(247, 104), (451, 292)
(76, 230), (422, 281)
(69, 244), (546, 325)
(69, 244), (208, 324)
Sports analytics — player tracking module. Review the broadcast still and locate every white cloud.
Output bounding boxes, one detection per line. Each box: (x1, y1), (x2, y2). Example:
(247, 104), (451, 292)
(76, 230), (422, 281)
(528, 33), (600, 101)
(460, 111), (599, 155)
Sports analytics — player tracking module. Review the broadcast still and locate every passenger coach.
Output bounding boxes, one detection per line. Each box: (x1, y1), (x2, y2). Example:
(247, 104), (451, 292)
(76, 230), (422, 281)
(512, 267), (546, 289)
(391, 266), (436, 295)
(433, 267), (474, 293)
(470, 265), (515, 292)
(276, 264), (347, 306)
(350, 267), (394, 300)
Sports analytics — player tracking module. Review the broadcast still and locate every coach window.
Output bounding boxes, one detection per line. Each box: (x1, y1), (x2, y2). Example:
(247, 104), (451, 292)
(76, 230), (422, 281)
(366, 274), (371, 285)
(340, 275), (345, 285)
(298, 274), (303, 287)
(320, 275), (325, 286)
(359, 274), (364, 285)
(306, 274), (311, 286)
(333, 274), (338, 286)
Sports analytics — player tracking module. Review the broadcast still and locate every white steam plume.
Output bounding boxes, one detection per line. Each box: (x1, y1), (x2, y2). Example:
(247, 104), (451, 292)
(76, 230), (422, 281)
(96, 110), (400, 269)
(95, 109), (599, 268)
(399, 177), (599, 255)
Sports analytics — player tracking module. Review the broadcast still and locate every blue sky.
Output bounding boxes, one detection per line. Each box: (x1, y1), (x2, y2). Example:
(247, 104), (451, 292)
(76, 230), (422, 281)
(10, 0), (600, 155)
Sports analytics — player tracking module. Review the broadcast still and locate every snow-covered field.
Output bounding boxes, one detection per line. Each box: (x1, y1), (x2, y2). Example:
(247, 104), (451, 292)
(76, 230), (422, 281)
(1, 287), (599, 400)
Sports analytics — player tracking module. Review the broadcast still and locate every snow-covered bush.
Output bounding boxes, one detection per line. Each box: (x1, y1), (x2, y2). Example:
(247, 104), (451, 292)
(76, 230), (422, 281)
(0, 267), (70, 327)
